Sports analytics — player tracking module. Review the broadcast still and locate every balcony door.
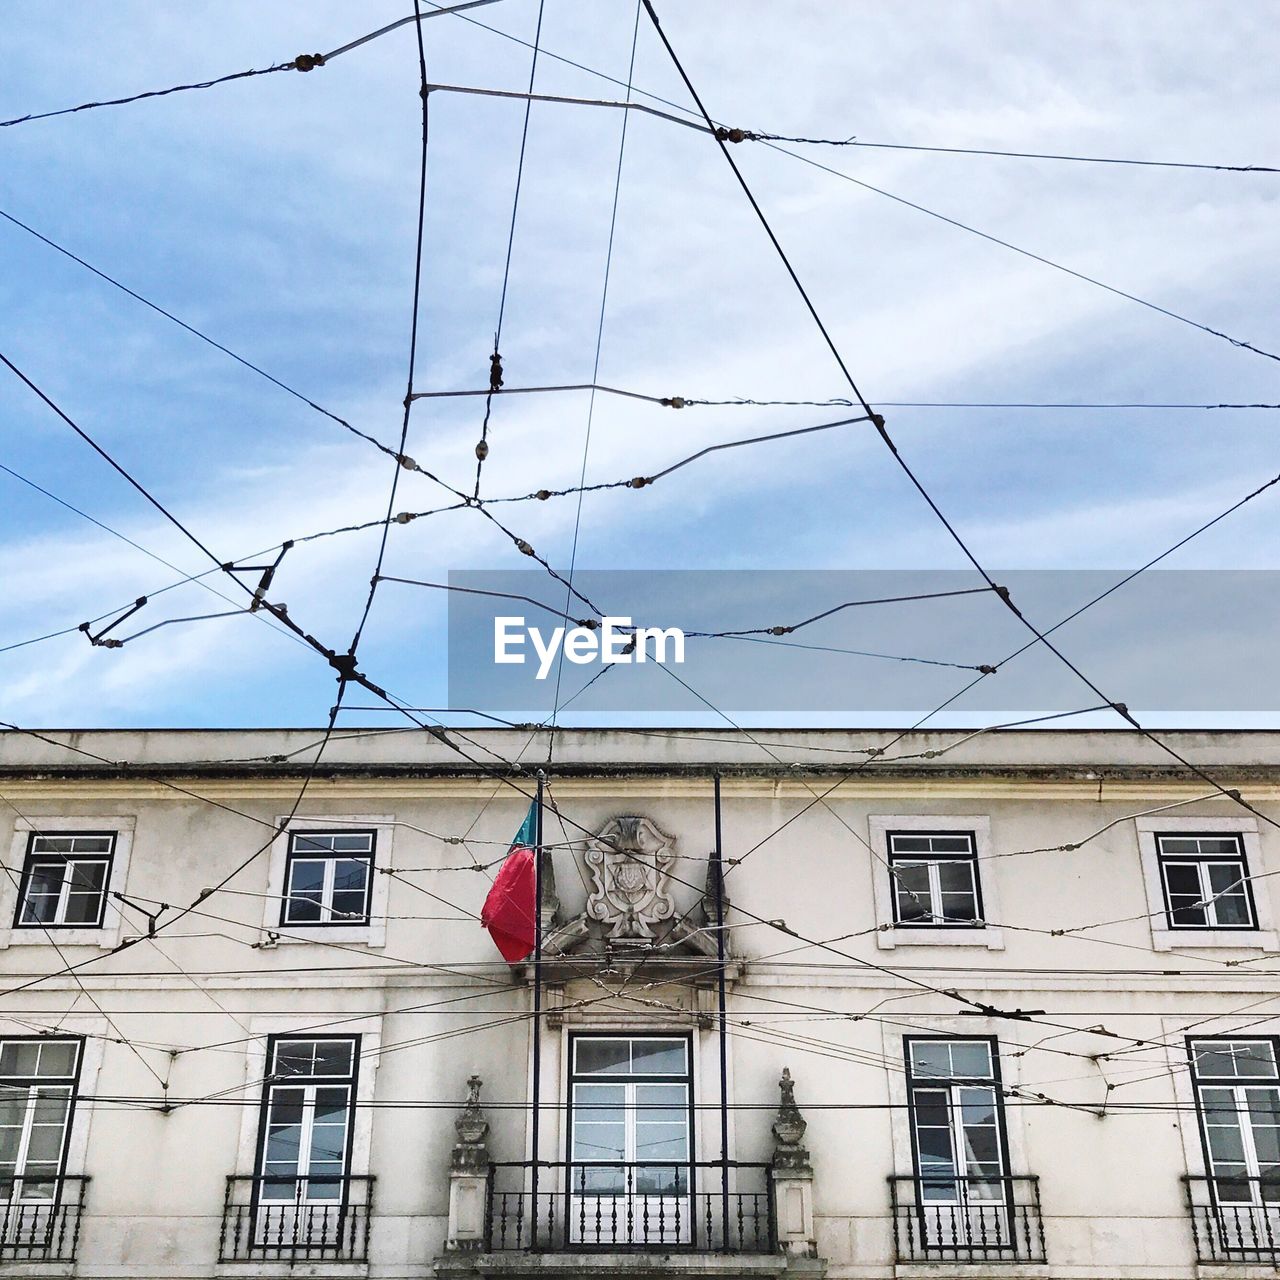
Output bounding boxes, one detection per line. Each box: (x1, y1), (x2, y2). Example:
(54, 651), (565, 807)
(253, 1037), (358, 1251)
(567, 1035), (692, 1246)
(906, 1037), (1014, 1253)
(1190, 1038), (1280, 1233)
(0, 1038), (81, 1249)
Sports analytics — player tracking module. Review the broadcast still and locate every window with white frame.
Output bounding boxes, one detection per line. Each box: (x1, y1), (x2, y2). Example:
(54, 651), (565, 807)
(0, 1038), (82, 1199)
(14, 835), (114, 930)
(567, 1035), (692, 1245)
(1158, 835), (1257, 931)
(281, 832), (375, 928)
(889, 832), (983, 928)
(257, 1037), (359, 1203)
(1189, 1038), (1280, 1204)
(905, 1037), (1009, 1203)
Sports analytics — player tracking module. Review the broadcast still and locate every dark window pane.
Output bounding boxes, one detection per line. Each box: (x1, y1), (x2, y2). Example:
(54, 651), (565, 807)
(0, 1044), (40, 1076)
(288, 861), (326, 894)
(917, 1128), (954, 1162)
(936, 862), (975, 894)
(66, 861), (106, 892)
(575, 1040), (632, 1075)
(629, 1040), (686, 1074)
(1214, 891), (1252, 927)
(949, 1043), (994, 1079)
(332, 860), (368, 893)
(284, 894), (322, 923)
(312, 1043), (355, 1077)
(909, 1045), (951, 1078)
(329, 891), (367, 921)
(1163, 864), (1202, 895)
(1169, 896), (1208, 927)
(62, 893), (102, 925)
(313, 1087), (349, 1120)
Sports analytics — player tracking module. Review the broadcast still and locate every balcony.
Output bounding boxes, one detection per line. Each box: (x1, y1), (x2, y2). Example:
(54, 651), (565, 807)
(218, 1174), (374, 1263)
(485, 1161), (777, 1253)
(1185, 1174), (1280, 1264)
(889, 1174), (1046, 1264)
(0, 1174), (89, 1262)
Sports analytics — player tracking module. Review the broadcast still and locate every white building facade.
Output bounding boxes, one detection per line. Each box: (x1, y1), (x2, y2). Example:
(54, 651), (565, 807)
(0, 726), (1277, 1280)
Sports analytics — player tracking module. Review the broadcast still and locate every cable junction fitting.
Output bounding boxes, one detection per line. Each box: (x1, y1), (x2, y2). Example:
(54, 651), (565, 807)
(79, 596), (148, 647)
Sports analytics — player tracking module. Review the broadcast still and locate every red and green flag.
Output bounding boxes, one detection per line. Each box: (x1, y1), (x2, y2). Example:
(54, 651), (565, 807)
(481, 801), (538, 962)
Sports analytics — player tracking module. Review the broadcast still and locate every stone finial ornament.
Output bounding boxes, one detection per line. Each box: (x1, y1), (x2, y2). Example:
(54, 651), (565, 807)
(771, 1067), (812, 1172)
(451, 1074), (490, 1172)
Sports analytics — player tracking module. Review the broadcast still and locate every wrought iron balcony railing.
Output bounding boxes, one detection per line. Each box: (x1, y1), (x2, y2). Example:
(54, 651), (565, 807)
(0, 1175), (89, 1262)
(218, 1174), (374, 1262)
(485, 1160), (776, 1253)
(889, 1174), (1046, 1263)
(1185, 1174), (1280, 1264)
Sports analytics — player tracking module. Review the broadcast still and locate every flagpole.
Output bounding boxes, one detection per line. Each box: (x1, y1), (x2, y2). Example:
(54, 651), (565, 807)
(530, 771), (545, 1243)
(713, 773), (730, 1247)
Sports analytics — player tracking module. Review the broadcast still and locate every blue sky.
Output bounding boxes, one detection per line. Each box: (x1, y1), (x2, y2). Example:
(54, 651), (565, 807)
(2, 1), (1278, 729)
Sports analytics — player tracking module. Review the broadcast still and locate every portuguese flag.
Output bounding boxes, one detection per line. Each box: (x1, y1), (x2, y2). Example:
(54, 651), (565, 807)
(480, 801), (538, 962)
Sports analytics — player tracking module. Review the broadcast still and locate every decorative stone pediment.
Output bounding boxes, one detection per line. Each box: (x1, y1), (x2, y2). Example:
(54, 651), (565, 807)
(532, 815), (736, 974)
(585, 815), (676, 939)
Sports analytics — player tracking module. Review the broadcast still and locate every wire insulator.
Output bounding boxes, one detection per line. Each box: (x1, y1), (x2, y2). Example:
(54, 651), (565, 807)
(628, 476), (651, 488)
(475, 439), (489, 461)
(534, 489), (551, 501)
(661, 396), (687, 409)
(515, 539), (535, 557)
(767, 625), (792, 636)
(398, 454), (417, 470)
(714, 126), (748, 143)
(393, 512), (416, 525)
(489, 351), (504, 393)
(293, 53), (326, 72)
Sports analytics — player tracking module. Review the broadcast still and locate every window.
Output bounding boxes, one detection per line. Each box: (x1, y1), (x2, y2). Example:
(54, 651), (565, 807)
(14, 835), (114, 930)
(281, 832), (375, 928)
(905, 1037), (1008, 1203)
(0, 1038), (81, 1199)
(889, 832), (982, 928)
(1189, 1038), (1280, 1205)
(256, 1037), (359, 1203)
(1158, 835), (1256, 931)
(567, 1035), (692, 1244)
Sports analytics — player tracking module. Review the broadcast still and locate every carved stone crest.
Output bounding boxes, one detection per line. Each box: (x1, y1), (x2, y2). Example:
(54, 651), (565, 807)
(584, 816), (676, 939)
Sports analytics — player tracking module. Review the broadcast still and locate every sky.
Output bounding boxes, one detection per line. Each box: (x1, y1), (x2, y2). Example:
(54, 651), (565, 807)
(1, 1), (1278, 731)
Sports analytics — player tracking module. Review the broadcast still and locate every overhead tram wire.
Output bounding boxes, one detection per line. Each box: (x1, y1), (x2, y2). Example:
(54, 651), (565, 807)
(0, 0), (509, 129)
(0, 208), (465, 498)
(640, 0), (1280, 838)
(402, 83), (1280, 176)
(427, 8), (1280, 367)
(2, 17), (1269, 1059)
(341, 0), (435, 689)
(471, 0), (547, 500)
(0, 500), (469, 660)
(4, 202), (1269, 470)
(546, 0), (643, 759)
(409, 384), (1280, 411)
(710, 457), (1280, 878)
(740, 133), (1280, 174)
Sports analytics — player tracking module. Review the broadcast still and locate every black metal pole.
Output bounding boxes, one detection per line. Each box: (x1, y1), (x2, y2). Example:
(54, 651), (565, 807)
(714, 774), (730, 1249)
(530, 773), (545, 1243)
